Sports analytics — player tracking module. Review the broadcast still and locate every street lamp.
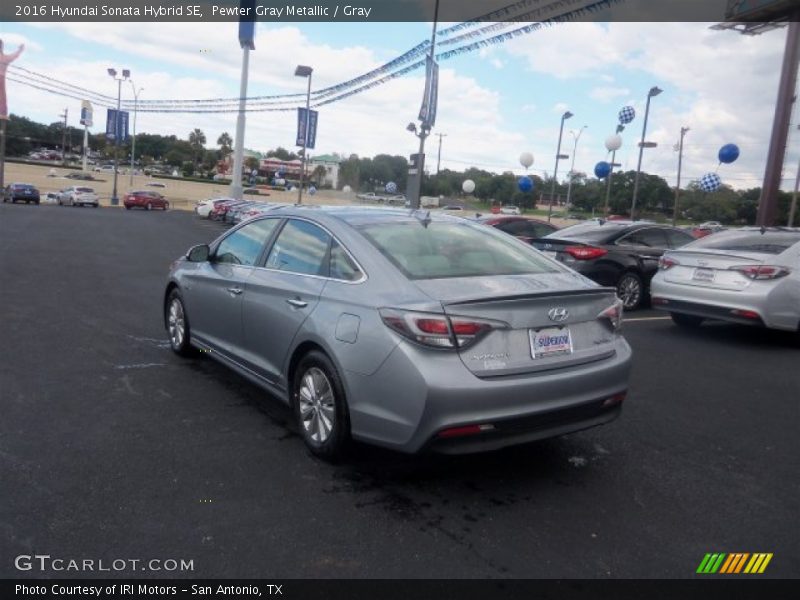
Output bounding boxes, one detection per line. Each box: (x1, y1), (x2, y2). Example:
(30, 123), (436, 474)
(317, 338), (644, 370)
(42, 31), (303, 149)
(107, 67), (130, 206)
(630, 85), (663, 220)
(548, 110), (573, 222)
(128, 82), (143, 188)
(565, 125), (587, 208)
(295, 64), (313, 204)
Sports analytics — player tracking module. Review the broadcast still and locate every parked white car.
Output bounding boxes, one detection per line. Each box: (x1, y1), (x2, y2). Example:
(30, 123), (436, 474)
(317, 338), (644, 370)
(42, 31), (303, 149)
(57, 186), (100, 207)
(196, 197), (233, 218)
(500, 205), (522, 215)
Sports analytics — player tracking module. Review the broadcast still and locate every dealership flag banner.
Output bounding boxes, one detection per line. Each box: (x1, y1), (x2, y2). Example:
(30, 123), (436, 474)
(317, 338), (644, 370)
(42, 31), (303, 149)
(418, 56), (439, 128)
(105, 108), (129, 142)
(296, 107), (318, 149)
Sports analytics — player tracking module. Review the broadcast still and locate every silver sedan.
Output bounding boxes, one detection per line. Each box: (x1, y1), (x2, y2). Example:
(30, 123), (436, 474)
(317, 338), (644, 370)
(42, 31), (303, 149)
(651, 227), (800, 330)
(163, 207), (632, 459)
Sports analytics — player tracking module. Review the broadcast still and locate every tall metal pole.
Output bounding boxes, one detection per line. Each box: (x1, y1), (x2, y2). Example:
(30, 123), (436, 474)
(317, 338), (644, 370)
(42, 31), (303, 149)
(230, 45), (250, 201)
(603, 149), (616, 216)
(672, 126), (689, 226)
(757, 15), (800, 226)
(0, 120), (6, 191)
(129, 85), (142, 188)
(435, 132), (447, 174)
(411, 0), (439, 209)
(548, 116), (568, 223)
(631, 87), (662, 220)
(82, 123), (88, 172)
(565, 126), (586, 208)
(789, 157), (800, 227)
(60, 108), (69, 166)
(111, 80), (122, 205)
(298, 72), (312, 205)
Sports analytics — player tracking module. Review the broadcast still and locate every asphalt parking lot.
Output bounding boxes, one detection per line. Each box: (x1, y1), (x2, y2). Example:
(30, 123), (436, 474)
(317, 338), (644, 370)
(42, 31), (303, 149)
(1, 202), (798, 579)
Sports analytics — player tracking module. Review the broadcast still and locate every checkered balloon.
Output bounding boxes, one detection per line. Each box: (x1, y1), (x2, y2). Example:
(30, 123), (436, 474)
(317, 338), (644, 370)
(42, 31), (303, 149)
(618, 106), (636, 125)
(698, 172), (722, 193)
(308, 186), (317, 195)
(385, 181), (397, 194)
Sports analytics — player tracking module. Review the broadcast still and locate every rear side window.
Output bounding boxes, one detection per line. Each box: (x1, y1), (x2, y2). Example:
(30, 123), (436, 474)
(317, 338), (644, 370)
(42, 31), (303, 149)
(266, 219), (331, 276)
(546, 223), (623, 242)
(617, 228), (668, 248)
(215, 219), (280, 266)
(665, 229), (695, 248)
(688, 231), (800, 255)
(358, 221), (559, 280)
(329, 240), (362, 281)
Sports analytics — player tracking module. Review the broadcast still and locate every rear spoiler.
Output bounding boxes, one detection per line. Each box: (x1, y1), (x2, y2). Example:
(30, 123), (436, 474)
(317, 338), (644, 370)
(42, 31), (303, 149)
(444, 287), (617, 307)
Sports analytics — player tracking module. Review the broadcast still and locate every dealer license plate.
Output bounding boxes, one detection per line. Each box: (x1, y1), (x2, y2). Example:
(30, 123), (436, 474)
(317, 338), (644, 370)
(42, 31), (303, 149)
(530, 327), (573, 359)
(692, 268), (715, 282)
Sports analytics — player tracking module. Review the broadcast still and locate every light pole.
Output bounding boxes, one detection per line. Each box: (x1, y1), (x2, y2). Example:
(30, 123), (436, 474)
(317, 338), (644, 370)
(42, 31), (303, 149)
(230, 37), (252, 201)
(631, 85), (662, 220)
(548, 110), (573, 222)
(435, 132), (447, 175)
(107, 68), (130, 206)
(295, 65), (313, 205)
(128, 82), (143, 188)
(672, 126), (689, 225)
(565, 125), (587, 208)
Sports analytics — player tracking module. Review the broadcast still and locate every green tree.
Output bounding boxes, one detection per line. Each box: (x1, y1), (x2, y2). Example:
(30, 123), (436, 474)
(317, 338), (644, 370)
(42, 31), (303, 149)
(217, 132), (233, 157)
(188, 128), (206, 170)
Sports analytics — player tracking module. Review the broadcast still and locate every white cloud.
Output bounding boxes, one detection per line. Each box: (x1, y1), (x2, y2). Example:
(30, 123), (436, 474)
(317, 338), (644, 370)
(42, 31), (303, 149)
(589, 86), (631, 102)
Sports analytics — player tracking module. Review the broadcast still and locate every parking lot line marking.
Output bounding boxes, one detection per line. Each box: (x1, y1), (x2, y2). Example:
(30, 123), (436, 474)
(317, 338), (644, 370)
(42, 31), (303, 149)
(625, 316), (671, 322)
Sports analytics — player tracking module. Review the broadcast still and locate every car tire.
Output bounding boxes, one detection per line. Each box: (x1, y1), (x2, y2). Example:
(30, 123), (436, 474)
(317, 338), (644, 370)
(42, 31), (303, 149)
(671, 313), (704, 328)
(165, 289), (195, 357)
(292, 351), (351, 462)
(146, 202), (153, 211)
(125, 205), (131, 210)
(616, 271), (644, 310)
(163, 202), (169, 211)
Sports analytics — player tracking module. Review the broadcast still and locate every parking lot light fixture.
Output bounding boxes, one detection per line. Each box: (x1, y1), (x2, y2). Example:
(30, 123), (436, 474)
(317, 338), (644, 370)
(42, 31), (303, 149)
(631, 85), (663, 220)
(295, 65), (313, 204)
(108, 67), (130, 206)
(548, 110), (573, 223)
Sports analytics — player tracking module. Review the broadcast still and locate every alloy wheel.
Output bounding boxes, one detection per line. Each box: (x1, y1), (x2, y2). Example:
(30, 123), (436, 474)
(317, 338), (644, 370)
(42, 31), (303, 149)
(297, 367), (336, 443)
(167, 298), (185, 349)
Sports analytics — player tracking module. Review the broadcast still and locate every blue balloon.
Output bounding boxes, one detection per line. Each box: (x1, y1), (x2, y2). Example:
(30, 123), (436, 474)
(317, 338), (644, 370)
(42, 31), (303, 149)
(385, 181), (398, 194)
(308, 186), (317, 195)
(718, 144), (740, 164)
(518, 175), (533, 193)
(594, 161), (612, 179)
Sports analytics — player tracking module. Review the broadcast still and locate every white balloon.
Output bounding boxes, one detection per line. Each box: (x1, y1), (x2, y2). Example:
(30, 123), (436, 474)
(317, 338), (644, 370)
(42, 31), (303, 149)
(605, 134), (623, 152)
(343, 185), (352, 194)
(462, 179), (476, 194)
(519, 152), (534, 169)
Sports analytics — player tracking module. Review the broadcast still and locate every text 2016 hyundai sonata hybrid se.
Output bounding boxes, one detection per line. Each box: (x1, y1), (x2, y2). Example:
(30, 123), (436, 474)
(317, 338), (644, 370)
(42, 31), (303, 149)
(164, 206), (632, 460)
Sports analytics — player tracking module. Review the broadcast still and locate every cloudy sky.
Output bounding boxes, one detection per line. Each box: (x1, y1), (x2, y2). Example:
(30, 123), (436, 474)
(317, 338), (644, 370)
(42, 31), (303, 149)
(0, 17), (795, 190)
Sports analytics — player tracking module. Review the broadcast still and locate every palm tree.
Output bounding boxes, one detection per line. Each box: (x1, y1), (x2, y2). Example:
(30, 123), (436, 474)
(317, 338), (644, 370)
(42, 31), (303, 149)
(217, 132), (233, 156)
(312, 165), (327, 187)
(188, 128), (206, 172)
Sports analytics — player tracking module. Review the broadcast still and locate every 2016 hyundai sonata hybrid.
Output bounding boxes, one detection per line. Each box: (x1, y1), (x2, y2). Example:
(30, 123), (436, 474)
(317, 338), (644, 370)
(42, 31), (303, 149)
(164, 207), (632, 460)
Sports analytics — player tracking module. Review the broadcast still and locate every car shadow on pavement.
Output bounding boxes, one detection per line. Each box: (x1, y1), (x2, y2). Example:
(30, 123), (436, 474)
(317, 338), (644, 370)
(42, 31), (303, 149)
(662, 321), (800, 349)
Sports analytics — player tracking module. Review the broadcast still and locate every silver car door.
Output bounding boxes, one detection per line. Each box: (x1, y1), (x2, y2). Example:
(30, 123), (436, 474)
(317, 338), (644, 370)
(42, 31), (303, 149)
(184, 219), (281, 358)
(240, 219), (330, 387)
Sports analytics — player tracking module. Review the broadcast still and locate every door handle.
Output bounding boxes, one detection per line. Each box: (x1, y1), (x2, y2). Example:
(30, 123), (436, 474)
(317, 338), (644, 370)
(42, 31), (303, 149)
(226, 287), (243, 295)
(286, 298), (308, 308)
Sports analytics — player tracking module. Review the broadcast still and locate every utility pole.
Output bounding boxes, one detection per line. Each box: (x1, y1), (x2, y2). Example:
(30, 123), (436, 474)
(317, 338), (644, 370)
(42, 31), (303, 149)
(789, 156), (800, 227)
(435, 132), (447, 174)
(672, 126), (689, 225)
(60, 108), (68, 166)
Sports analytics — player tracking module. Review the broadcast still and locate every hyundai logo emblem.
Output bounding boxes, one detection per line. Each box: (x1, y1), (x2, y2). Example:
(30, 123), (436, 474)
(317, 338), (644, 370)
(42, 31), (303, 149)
(548, 307), (569, 322)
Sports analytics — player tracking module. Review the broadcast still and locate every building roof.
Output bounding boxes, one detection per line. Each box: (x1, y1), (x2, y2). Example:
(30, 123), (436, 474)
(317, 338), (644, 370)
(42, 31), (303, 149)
(310, 154), (341, 164)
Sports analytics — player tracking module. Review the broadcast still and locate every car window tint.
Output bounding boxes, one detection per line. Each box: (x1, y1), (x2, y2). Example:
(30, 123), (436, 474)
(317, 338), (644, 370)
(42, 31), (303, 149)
(496, 220), (530, 235)
(618, 228), (667, 248)
(329, 240), (362, 281)
(532, 223), (556, 237)
(358, 221), (559, 280)
(665, 229), (695, 248)
(687, 231), (800, 255)
(266, 219), (331, 276)
(215, 219), (280, 266)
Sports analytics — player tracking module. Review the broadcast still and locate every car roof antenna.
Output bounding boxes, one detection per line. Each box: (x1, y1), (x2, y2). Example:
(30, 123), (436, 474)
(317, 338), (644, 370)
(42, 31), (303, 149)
(413, 209), (432, 228)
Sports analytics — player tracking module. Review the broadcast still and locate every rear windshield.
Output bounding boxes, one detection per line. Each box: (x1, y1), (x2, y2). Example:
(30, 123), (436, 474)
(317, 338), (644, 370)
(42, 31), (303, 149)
(77, 187), (95, 193)
(358, 220), (559, 280)
(688, 231), (800, 255)
(545, 222), (626, 242)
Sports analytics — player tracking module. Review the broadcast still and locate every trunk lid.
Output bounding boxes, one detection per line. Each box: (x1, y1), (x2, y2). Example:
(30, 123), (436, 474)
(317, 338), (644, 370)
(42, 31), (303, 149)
(662, 249), (768, 291)
(414, 274), (621, 377)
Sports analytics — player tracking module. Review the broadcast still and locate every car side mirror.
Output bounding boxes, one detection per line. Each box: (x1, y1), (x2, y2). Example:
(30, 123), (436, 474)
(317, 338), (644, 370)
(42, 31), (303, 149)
(186, 244), (210, 262)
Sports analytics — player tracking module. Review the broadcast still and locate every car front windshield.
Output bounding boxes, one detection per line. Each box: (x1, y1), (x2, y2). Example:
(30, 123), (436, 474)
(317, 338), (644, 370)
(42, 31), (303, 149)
(358, 220), (560, 280)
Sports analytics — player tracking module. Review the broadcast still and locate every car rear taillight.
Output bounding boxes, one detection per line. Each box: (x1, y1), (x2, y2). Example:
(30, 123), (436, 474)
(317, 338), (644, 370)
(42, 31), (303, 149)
(379, 309), (505, 349)
(729, 265), (790, 280)
(597, 298), (624, 332)
(730, 309), (761, 320)
(565, 245), (608, 260)
(658, 255), (679, 270)
(437, 424), (495, 439)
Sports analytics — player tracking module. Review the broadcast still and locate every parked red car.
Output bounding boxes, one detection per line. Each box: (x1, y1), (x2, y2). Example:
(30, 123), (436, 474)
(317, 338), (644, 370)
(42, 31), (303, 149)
(124, 190), (169, 211)
(473, 215), (559, 244)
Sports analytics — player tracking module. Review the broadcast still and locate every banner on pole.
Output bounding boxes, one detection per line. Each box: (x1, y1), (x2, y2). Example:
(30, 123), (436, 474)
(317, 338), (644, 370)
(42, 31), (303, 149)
(296, 108), (318, 149)
(418, 56), (439, 128)
(105, 109), (129, 142)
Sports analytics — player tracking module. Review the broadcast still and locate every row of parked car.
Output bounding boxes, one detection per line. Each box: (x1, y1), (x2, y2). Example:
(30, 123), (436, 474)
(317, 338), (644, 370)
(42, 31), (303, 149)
(2, 183), (170, 211)
(195, 197), (289, 224)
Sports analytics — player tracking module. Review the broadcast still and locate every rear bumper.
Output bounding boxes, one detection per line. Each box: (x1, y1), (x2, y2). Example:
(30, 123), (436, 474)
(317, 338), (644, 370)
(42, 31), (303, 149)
(651, 277), (798, 331)
(345, 337), (632, 454)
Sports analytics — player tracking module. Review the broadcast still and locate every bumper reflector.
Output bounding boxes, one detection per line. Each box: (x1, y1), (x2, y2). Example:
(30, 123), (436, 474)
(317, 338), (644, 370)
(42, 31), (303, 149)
(602, 392), (627, 407)
(437, 424), (495, 439)
(730, 309), (760, 320)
